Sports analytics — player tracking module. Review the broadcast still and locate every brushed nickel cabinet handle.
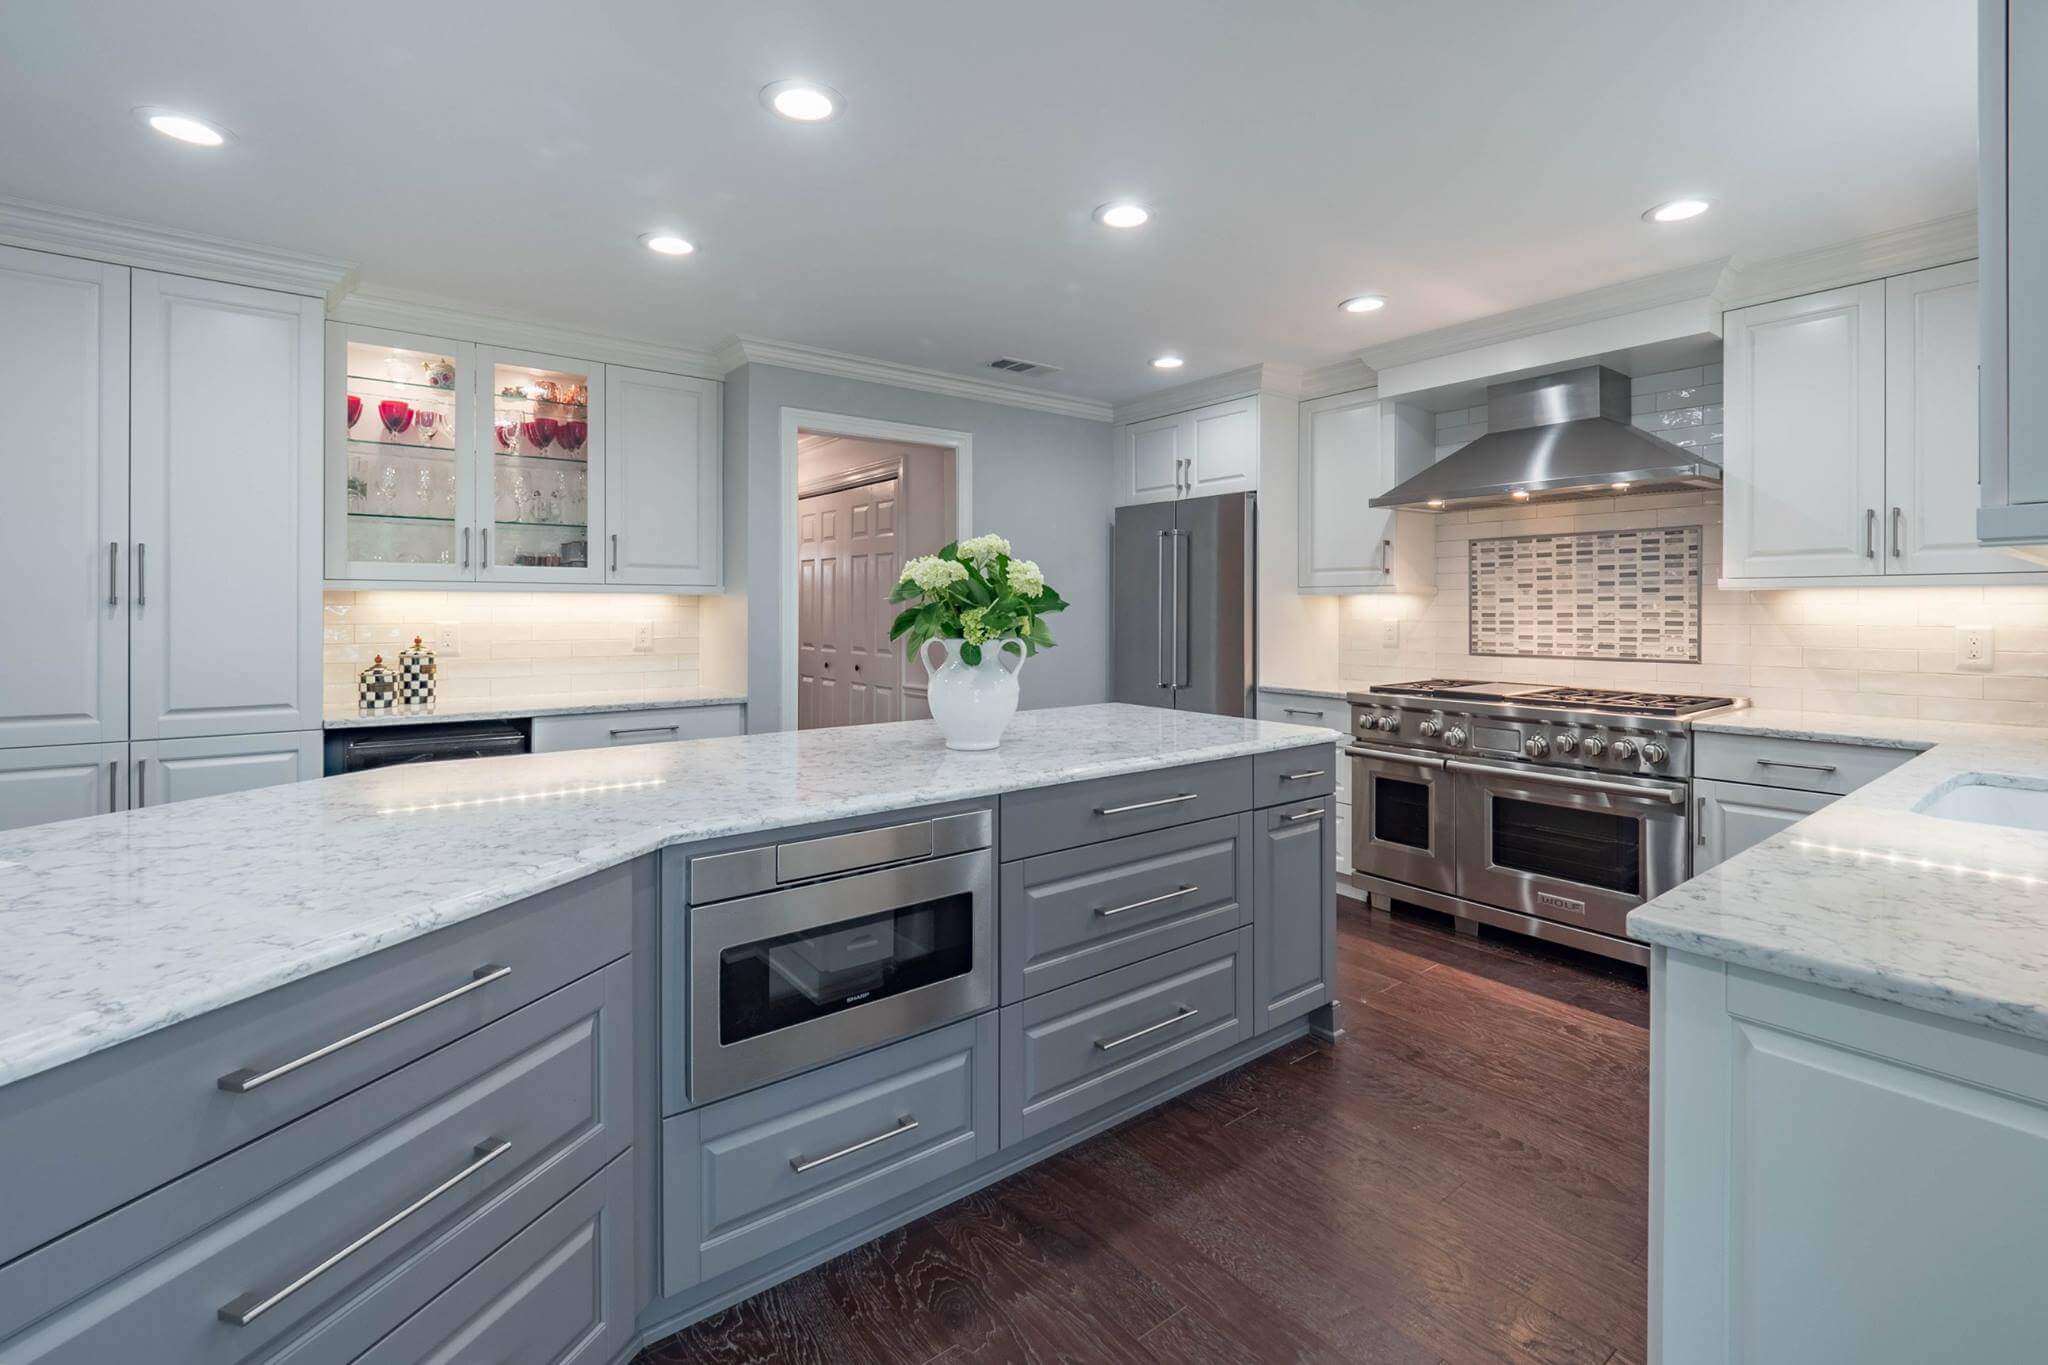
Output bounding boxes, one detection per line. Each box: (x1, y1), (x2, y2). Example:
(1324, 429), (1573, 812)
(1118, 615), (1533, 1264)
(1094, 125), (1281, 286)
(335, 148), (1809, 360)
(461, 526), (470, 570)
(791, 1116), (919, 1173)
(107, 759), (118, 812)
(480, 527), (489, 567)
(108, 541), (119, 607)
(1280, 707), (1321, 718)
(1281, 808), (1324, 823)
(1380, 537), (1392, 574)
(610, 533), (620, 573)
(133, 756), (145, 808)
(1697, 795), (1707, 846)
(134, 542), (146, 606)
(217, 1138), (512, 1325)
(1755, 758), (1837, 774)
(1156, 530), (1171, 689)
(1097, 1006), (1198, 1052)
(1098, 885), (1197, 918)
(216, 965), (511, 1092)
(1096, 792), (1197, 816)
(1891, 506), (1903, 559)
(1865, 508), (1876, 559)
(1280, 769), (1327, 781)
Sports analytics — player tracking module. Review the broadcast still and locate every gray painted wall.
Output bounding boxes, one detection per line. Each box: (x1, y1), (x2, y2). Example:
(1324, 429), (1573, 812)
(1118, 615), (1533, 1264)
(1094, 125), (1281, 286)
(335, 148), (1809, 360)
(725, 364), (1115, 731)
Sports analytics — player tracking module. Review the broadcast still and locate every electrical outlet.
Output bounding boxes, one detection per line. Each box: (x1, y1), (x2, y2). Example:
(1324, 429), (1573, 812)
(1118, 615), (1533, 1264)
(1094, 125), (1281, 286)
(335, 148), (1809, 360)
(1957, 624), (1993, 673)
(633, 623), (654, 654)
(436, 622), (460, 658)
(1380, 622), (1402, 650)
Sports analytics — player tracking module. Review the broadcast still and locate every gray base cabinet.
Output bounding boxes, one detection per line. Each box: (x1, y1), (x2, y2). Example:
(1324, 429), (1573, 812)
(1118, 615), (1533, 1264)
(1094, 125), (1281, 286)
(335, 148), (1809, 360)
(1253, 794), (1336, 1032)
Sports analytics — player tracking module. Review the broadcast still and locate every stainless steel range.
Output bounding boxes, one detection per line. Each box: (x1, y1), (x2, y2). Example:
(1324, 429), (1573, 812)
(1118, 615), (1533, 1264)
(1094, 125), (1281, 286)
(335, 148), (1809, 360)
(1346, 679), (1744, 966)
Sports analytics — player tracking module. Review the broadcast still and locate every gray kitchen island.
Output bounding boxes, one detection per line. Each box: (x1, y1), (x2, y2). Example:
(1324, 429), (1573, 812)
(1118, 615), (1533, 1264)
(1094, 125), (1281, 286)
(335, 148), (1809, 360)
(0, 703), (1339, 1364)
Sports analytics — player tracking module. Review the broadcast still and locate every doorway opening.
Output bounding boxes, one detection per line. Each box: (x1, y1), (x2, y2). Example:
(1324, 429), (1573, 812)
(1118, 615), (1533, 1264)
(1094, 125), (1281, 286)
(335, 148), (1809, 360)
(795, 429), (960, 729)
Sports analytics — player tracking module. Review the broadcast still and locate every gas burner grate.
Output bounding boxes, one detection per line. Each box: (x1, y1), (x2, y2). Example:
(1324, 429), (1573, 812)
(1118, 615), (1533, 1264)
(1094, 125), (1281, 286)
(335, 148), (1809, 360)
(1517, 686), (1735, 717)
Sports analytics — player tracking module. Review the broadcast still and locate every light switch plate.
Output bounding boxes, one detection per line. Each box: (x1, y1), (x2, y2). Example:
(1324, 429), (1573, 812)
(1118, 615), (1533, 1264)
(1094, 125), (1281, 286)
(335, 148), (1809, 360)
(633, 623), (654, 654)
(436, 621), (461, 657)
(1380, 622), (1402, 650)
(1957, 624), (1992, 673)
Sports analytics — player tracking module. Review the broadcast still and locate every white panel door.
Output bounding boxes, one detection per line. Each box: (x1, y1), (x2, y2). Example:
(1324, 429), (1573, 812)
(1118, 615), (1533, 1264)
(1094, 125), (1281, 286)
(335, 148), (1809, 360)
(0, 741), (128, 832)
(842, 479), (902, 723)
(1723, 282), (1887, 579)
(1886, 262), (2023, 574)
(1186, 396), (1258, 497)
(0, 246), (129, 749)
(1693, 778), (1834, 873)
(1298, 392), (1386, 589)
(604, 366), (721, 587)
(1120, 412), (1185, 505)
(130, 273), (322, 741)
(131, 730), (321, 809)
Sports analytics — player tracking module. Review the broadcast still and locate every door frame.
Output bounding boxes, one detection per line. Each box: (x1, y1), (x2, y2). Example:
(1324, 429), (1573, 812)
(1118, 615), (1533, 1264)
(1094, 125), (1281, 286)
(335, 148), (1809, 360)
(777, 408), (973, 731)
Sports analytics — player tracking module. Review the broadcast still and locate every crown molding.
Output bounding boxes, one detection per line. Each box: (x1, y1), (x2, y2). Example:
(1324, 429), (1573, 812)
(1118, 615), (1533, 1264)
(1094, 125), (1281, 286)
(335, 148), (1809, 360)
(1714, 211), (1978, 310)
(0, 194), (356, 300)
(1357, 258), (1731, 375)
(1110, 362), (1313, 425)
(1297, 357), (1377, 401)
(722, 335), (1115, 422)
(331, 285), (726, 377)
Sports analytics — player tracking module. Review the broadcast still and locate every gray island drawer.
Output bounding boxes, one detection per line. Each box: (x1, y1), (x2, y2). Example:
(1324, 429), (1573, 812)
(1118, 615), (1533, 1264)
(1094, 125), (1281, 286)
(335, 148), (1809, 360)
(1252, 743), (1338, 808)
(1000, 927), (1254, 1146)
(0, 858), (642, 1268)
(0, 959), (632, 1365)
(1694, 731), (1914, 796)
(1000, 813), (1251, 1001)
(999, 756), (1251, 860)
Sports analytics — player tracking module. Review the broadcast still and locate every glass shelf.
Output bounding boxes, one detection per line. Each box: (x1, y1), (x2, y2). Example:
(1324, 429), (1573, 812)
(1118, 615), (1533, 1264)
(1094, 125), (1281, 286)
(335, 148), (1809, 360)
(490, 449), (590, 466)
(348, 438), (457, 457)
(348, 512), (457, 525)
(344, 375), (462, 398)
(491, 393), (587, 412)
(496, 519), (587, 530)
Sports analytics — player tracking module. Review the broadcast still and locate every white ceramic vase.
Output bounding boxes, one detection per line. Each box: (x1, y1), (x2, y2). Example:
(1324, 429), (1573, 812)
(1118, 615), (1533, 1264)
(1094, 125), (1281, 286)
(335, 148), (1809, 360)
(920, 637), (1025, 751)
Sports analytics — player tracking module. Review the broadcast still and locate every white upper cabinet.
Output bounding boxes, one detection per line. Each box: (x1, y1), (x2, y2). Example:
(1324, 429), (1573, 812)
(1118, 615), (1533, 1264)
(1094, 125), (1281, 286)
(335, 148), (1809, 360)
(480, 346), (604, 585)
(1295, 392), (1436, 594)
(0, 245), (129, 749)
(1979, 0), (2048, 543)
(1116, 396), (1261, 505)
(130, 272), (323, 740)
(1722, 281), (1888, 579)
(604, 366), (722, 587)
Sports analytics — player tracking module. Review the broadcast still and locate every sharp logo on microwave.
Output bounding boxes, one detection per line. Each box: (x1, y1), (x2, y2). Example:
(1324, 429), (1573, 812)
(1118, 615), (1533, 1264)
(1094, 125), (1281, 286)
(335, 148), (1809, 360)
(845, 991), (873, 1004)
(1536, 892), (1586, 916)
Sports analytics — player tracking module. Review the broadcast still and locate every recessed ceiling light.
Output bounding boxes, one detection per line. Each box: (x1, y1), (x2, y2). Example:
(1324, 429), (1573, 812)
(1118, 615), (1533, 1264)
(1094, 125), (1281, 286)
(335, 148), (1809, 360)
(1151, 355), (1184, 370)
(1339, 294), (1387, 314)
(1426, 499), (1446, 509)
(640, 232), (696, 256)
(761, 80), (842, 122)
(1643, 198), (1710, 223)
(1094, 202), (1150, 229)
(135, 108), (230, 147)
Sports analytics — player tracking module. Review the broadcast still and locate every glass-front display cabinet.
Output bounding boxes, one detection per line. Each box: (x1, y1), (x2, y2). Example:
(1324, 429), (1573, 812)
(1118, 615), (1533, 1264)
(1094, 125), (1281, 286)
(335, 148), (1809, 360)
(323, 328), (603, 584)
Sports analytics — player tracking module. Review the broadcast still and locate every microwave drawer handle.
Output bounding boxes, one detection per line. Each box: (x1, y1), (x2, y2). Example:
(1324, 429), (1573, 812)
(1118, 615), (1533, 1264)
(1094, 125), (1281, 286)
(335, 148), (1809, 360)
(218, 1138), (512, 1325)
(1095, 793), (1198, 816)
(610, 723), (681, 739)
(217, 965), (512, 1092)
(1346, 745), (1446, 770)
(791, 1116), (920, 1173)
(1098, 884), (1198, 917)
(1444, 758), (1686, 805)
(1097, 1006), (1199, 1051)
(1754, 758), (1838, 775)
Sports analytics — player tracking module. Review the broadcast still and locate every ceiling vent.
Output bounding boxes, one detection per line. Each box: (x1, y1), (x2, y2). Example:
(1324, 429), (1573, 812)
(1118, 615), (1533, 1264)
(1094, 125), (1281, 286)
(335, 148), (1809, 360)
(987, 356), (1060, 378)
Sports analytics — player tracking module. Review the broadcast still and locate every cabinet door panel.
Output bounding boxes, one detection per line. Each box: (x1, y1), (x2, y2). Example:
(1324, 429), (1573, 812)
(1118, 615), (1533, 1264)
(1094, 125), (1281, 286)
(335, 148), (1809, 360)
(1187, 397), (1257, 496)
(1122, 413), (1184, 504)
(0, 246), (128, 748)
(1694, 778), (1833, 873)
(131, 730), (320, 809)
(1299, 393), (1386, 589)
(1723, 283), (1886, 578)
(605, 366), (721, 587)
(1253, 795), (1334, 1032)
(130, 273), (321, 739)
(0, 742), (126, 832)
(2009, 0), (2048, 505)
(479, 347), (602, 584)
(326, 326), (475, 582)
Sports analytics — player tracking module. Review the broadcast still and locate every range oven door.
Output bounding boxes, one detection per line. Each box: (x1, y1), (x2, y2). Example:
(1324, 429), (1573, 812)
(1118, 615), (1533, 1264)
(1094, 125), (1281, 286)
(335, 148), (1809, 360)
(1348, 745), (1457, 896)
(689, 848), (994, 1102)
(1447, 757), (1689, 939)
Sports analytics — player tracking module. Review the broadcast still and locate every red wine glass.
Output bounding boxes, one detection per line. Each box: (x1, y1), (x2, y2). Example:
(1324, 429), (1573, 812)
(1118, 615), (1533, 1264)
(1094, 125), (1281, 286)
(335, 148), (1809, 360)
(378, 399), (414, 437)
(522, 418), (558, 451)
(555, 420), (587, 457)
(346, 394), (362, 430)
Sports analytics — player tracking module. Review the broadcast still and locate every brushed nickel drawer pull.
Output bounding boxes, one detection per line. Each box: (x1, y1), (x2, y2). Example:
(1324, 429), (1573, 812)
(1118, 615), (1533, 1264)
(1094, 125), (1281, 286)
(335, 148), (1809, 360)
(1098, 884), (1197, 918)
(217, 965), (511, 1092)
(1279, 769), (1327, 781)
(218, 1138), (512, 1325)
(1754, 758), (1838, 774)
(134, 542), (146, 607)
(1281, 809), (1324, 823)
(791, 1116), (919, 1173)
(1280, 706), (1321, 718)
(1095, 792), (1197, 816)
(609, 723), (681, 739)
(1097, 1006), (1199, 1051)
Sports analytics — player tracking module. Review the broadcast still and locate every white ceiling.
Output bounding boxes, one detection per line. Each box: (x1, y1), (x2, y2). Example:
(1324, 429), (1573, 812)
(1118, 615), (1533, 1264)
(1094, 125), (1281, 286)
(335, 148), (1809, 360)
(0, 0), (1975, 405)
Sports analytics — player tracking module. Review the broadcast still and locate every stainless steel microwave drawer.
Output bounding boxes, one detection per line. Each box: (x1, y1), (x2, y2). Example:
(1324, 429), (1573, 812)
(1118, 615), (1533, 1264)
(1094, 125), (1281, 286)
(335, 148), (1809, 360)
(999, 927), (1254, 1148)
(661, 1013), (998, 1295)
(0, 857), (642, 1269)
(0, 960), (633, 1365)
(1252, 743), (1339, 808)
(1693, 731), (1914, 796)
(999, 813), (1252, 1002)
(999, 757), (1252, 861)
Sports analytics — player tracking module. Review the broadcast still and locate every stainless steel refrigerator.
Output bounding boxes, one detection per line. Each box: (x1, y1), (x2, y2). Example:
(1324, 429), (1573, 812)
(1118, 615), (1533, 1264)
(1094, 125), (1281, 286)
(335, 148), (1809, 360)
(1111, 492), (1257, 715)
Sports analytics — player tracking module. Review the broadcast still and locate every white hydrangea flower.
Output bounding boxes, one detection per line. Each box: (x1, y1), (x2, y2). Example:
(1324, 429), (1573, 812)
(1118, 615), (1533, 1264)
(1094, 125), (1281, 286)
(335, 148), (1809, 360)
(900, 555), (967, 593)
(957, 533), (1012, 572)
(1006, 558), (1046, 598)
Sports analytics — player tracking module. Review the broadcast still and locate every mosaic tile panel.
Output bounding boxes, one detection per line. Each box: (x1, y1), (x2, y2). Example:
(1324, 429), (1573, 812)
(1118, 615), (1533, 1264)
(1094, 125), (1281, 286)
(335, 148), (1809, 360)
(1469, 525), (1702, 663)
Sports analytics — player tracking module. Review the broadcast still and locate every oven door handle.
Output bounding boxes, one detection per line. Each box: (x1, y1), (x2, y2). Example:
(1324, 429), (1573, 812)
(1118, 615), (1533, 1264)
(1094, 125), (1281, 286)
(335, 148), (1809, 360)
(1444, 758), (1687, 805)
(1346, 745), (1447, 770)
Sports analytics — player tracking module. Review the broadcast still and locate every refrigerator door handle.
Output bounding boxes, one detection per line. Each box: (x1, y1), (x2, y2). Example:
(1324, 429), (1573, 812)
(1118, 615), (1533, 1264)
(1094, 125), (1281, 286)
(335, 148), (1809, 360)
(1171, 528), (1188, 689)
(1155, 530), (1172, 688)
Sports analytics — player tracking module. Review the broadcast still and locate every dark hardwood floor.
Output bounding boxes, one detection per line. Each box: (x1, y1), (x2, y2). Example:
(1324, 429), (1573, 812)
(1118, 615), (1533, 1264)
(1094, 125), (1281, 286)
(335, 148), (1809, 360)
(636, 902), (1650, 1364)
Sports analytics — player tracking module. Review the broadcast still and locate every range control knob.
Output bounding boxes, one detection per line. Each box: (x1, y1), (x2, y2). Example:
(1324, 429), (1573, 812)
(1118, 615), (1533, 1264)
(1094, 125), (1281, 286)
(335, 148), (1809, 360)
(1552, 732), (1579, 755)
(1641, 740), (1669, 765)
(1443, 726), (1468, 748)
(1580, 735), (1606, 757)
(1375, 714), (1400, 732)
(1523, 735), (1550, 759)
(1417, 719), (1442, 739)
(1610, 738), (1638, 761)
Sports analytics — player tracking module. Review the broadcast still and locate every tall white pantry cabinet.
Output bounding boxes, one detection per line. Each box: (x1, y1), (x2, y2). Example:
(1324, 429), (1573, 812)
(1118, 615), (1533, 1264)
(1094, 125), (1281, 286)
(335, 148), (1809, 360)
(0, 244), (322, 833)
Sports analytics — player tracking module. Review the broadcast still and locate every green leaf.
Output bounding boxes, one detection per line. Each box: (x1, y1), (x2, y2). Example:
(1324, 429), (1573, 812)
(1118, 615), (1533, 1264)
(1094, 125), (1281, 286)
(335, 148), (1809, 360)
(937, 541), (960, 561)
(888, 579), (920, 604)
(959, 641), (982, 666)
(887, 606), (920, 640)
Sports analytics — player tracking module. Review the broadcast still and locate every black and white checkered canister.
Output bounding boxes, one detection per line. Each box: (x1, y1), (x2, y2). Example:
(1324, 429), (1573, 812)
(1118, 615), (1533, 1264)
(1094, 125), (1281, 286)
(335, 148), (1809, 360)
(357, 656), (397, 710)
(397, 637), (437, 706)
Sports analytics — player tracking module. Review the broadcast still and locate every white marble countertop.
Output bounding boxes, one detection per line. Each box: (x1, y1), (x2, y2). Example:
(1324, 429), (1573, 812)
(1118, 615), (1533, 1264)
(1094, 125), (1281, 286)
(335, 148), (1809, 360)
(1631, 710), (2048, 1043)
(0, 704), (1336, 1088)
(323, 689), (746, 729)
(1259, 682), (1351, 703)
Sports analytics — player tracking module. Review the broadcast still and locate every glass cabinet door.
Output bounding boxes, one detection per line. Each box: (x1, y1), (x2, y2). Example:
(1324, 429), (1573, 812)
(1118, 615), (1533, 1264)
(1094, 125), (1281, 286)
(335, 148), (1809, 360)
(330, 329), (474, 580)
(479, 349), (602, 582)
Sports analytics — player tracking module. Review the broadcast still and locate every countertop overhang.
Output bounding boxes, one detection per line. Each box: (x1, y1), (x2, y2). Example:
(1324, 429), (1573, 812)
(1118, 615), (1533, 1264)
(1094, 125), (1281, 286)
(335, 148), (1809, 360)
(0, 705), (1335, 1088)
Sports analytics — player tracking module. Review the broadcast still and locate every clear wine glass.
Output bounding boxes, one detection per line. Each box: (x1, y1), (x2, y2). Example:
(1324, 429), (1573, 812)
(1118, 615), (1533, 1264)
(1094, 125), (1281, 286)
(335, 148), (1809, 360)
(415, 466), (435, 515)
(378, 464), (400, 513)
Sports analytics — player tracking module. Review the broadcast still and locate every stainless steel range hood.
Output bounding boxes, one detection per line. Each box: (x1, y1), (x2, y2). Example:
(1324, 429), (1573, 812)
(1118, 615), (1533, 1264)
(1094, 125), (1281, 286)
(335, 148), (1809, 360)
(1370, 365), (1722, 511)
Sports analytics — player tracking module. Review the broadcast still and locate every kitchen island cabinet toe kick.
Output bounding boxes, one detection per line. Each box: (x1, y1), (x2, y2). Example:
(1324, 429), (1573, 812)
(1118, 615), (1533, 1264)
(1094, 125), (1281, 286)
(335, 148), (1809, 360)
(0, 704), (1337, 1364)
